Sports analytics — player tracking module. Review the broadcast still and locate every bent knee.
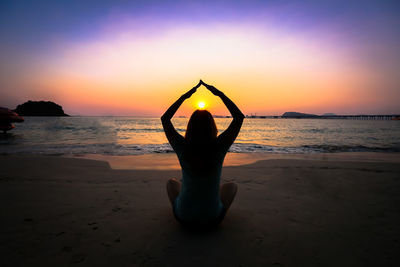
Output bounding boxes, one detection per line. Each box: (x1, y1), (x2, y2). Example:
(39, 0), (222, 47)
(167, 178), (179, 187)
(166, 178), (181, 194)
(221, 182), (238, 191)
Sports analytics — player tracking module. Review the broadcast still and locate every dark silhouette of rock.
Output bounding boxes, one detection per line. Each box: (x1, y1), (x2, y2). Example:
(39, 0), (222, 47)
(282, 111), (320, 118)
(14, 101), (68, 116)
(0, 107), (24, 133)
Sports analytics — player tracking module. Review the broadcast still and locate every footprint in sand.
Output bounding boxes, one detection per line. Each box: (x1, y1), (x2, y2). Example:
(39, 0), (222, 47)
(55, 231), (65, 236)
(70, 253), (86, 264)
(62, 246), (72, 252)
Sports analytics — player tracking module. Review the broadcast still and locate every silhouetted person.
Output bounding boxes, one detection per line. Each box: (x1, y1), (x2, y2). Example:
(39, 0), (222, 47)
(161, 80), (244, 228)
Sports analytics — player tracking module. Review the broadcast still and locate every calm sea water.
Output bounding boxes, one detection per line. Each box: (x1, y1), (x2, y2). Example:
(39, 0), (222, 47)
(1, 117), (399, 155)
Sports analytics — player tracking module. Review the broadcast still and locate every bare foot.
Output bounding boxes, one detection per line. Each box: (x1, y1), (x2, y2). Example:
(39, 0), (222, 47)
(166, 178), (181, 205)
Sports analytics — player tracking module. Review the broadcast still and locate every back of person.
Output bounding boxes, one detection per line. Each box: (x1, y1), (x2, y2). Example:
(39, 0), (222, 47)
(175, 141), (226, 221)
(162, 80), (244, 226)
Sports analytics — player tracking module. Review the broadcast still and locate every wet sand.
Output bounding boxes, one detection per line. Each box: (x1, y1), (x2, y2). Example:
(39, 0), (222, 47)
(74, 151), (400, 170)
(1, 153), (400, 266)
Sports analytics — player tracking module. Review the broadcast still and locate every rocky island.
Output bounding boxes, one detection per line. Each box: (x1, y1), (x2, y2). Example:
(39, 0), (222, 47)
(14, 101), (69, 116)
(282, 111), (320, 118)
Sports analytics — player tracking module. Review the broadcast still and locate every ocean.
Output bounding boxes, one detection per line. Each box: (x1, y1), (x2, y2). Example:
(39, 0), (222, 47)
(1, 117), (399, 155)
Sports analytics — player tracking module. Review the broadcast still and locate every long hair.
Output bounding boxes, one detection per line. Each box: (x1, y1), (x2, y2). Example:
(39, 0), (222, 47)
(185, 110), (217, 144)
(183, 110), (218, 175)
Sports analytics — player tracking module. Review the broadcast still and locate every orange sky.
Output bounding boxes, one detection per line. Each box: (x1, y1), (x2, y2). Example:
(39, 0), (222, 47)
(1, 1), (399, 116)
(5, 24), (393, 116)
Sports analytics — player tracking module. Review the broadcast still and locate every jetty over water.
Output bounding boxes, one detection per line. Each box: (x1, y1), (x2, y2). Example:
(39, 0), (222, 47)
(244, 114), (400, 120)
(318, 115), (400, 120)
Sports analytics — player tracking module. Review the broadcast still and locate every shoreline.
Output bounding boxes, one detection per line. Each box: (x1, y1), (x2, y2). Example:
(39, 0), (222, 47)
(70, 151), (400, 170)
(1, 151), (399, 170)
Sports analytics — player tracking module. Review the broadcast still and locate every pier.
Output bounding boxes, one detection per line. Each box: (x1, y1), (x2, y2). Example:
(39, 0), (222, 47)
(319, 115), (400, 120)
(244, 115), (400, 120)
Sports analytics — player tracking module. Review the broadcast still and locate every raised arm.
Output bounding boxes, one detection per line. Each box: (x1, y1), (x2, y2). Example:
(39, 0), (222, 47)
(161, 81), (201, 150)
(201, 80), (244, 149)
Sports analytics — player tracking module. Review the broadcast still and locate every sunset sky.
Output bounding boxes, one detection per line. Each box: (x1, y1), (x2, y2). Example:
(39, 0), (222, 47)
(1, 0), (399, 116)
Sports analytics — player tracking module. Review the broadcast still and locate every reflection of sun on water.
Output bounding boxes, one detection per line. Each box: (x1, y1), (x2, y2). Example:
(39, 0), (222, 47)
(197, 101), (206, 109)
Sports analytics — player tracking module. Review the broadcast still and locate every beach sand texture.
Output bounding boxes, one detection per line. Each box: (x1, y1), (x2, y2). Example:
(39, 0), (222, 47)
(1, 154), (400, 266)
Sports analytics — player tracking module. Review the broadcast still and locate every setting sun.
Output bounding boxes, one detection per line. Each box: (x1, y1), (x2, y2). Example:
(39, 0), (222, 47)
(197, 101), (206, 109)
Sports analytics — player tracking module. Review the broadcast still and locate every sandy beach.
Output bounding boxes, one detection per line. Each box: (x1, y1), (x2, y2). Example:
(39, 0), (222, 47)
(1, 153), (400, 266)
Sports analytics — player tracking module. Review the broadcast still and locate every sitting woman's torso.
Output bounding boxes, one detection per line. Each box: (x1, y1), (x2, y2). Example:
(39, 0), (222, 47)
(174, 141), (227, 222)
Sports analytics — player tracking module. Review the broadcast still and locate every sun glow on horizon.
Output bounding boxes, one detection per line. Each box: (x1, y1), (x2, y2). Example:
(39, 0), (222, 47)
(4, 21), (399, 116)
(35, 25), (360, 116)
(197, 101), (206, 109)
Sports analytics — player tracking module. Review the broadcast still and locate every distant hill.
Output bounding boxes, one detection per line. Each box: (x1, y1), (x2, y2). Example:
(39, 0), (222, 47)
(14, 101), (68, 116)
(322, 113), (337, 116)
(282, 112), (320, 118)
